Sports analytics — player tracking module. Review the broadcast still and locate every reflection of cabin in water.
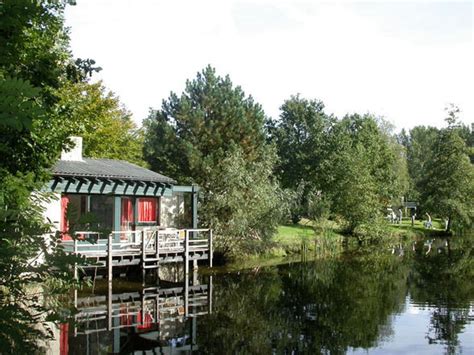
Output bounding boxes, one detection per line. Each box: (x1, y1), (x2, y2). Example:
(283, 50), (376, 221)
(43, 137), (212, 277)
(50, 270), (212, 353)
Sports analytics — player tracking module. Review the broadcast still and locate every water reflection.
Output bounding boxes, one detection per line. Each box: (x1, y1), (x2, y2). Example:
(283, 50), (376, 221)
(197, 237), (474, 354)
(61, 269), (212, 354)
(57, 237), (474, 354)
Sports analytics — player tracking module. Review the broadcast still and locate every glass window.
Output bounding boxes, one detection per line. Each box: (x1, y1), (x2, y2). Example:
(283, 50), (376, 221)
(89, 195), (114, 229)
(138, 198), (157, 223)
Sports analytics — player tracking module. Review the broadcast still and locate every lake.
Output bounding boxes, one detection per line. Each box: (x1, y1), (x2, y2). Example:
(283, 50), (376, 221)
(56, 237), (474, 354)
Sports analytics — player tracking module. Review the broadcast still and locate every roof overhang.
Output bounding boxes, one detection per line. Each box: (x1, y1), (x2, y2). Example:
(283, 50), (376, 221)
(47, 176), (174, 197)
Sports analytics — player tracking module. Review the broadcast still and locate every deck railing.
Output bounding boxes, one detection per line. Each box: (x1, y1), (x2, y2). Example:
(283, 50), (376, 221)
(60, 228), (213, 277)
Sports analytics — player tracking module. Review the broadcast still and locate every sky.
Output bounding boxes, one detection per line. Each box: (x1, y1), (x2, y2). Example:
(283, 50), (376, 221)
(64, 0), (473, 131)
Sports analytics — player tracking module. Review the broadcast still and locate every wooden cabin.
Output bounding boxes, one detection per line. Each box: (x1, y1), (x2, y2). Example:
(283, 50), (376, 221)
(43, 137), (212, 277)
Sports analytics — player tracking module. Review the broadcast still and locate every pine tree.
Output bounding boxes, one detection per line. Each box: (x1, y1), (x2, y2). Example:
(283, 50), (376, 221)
(144, 66), (279, 255)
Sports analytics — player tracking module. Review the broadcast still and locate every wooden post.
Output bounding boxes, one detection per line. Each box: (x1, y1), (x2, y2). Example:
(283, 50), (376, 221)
(73, 287), (78, 337)
(155, 230), (160, 281)
(141, 230), (146, 285)
(191, 185), (198, 229)
(154, 294), (159, 324)
(184, 265), (189, 317)
(208, 275), (213, 314)
(73, 237), (78, 281)
(209, 229), (213, 268)
(107, 276), (112, 331)
(141, 293), (145, 328)
(184, 230), (189, 276)
(107, 233), (113, 283)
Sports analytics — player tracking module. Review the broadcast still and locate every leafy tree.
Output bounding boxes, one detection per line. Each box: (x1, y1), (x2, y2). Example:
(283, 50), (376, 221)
(268, 95), (331, 189)
(267, 96), (332, 223)
(398, 126), (439, 201)
(55, 81), (145, 166)
(0, 0), (70, 91)
(144, 66), (279, 256)
(321, 114), (398, 234)
(200, 146), (280, 256)
(0, 1), (82, 351)
(419, 110), (474, 233)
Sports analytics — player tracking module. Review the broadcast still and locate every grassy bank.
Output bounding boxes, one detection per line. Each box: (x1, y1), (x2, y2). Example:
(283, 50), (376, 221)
(265, 219), (345, 258)
(228, 217), (448, 266)
(267, 217), (447, 257)
(387, 218), (448, 238)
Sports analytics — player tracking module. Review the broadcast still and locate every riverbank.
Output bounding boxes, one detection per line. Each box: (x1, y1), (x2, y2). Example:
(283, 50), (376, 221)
(254, 217), (449, 260)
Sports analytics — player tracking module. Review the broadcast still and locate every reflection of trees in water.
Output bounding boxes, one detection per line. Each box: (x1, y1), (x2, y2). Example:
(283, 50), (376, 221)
(198, 250), (410, 354)
(198, 238), (474, 354)
(409, 237), (474, 355)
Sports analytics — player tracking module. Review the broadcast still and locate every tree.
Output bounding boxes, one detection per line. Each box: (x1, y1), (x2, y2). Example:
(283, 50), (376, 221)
(399, 126), (439, 201)
(321, 114), (399, 235)
(144, 66), (279, 256)
(0, 1), (81, 351)
(268, 95), (331, 190)
(55, 81), (145, 166)
(420, 109), (474, 233)
(267, 95), (332, 223)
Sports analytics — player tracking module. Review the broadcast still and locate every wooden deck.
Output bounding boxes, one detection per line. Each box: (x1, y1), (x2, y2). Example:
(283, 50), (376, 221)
(61, 228), (213, 280)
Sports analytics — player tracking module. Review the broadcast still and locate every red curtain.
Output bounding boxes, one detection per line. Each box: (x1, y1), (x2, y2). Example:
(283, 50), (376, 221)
(121, 198), (134, 229)
(60, 195), (71, 240)
(137, 311), (153, 330)
(138, 198), (157, 222)
(59, 323), (69, 355)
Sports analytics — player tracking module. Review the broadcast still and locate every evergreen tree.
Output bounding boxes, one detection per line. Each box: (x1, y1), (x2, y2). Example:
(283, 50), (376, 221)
(144, 66), (279, 256)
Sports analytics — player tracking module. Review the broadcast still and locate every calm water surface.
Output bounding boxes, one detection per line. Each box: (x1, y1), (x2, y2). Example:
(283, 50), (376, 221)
(63, 237), (474, 354)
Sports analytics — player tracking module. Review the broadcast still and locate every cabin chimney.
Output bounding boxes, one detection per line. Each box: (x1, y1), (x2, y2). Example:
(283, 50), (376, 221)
(61, 136), (84, 161)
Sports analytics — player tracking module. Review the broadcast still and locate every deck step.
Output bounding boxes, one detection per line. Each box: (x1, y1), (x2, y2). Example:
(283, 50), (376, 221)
(143, 258), (160, 262)
(143, 265), (159, 269)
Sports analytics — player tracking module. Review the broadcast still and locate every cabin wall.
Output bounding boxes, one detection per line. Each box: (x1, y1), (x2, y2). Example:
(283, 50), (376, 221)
(161, 193), (185, 228)
(42, 192), (62, 232)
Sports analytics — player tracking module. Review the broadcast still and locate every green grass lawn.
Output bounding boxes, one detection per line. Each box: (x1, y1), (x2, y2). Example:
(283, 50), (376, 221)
(275, 222), (314, 244)
(267, 217), (447, 259)
(271, 219), (344, 256)
(388, 217), (447, 237)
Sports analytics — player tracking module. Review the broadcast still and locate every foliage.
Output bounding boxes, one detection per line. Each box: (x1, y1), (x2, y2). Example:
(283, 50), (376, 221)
(200, 146), (281, 256)
(321, 114), (398, 234)
(268, 95), (331, 189)
(277, 182), (308, 224)
(419, 111), (474, 233)
(144, 66), (268, 183)
(0, 0), (82, 351)
(0, 0), (70, 91)
(0, 177), (78, 352)
(55, 81), (145, 166)
(398, 125), (439, 201)
(144, 66), (279, 256)
(270, 97), (407, 236)
(268, 95), (332, 222)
